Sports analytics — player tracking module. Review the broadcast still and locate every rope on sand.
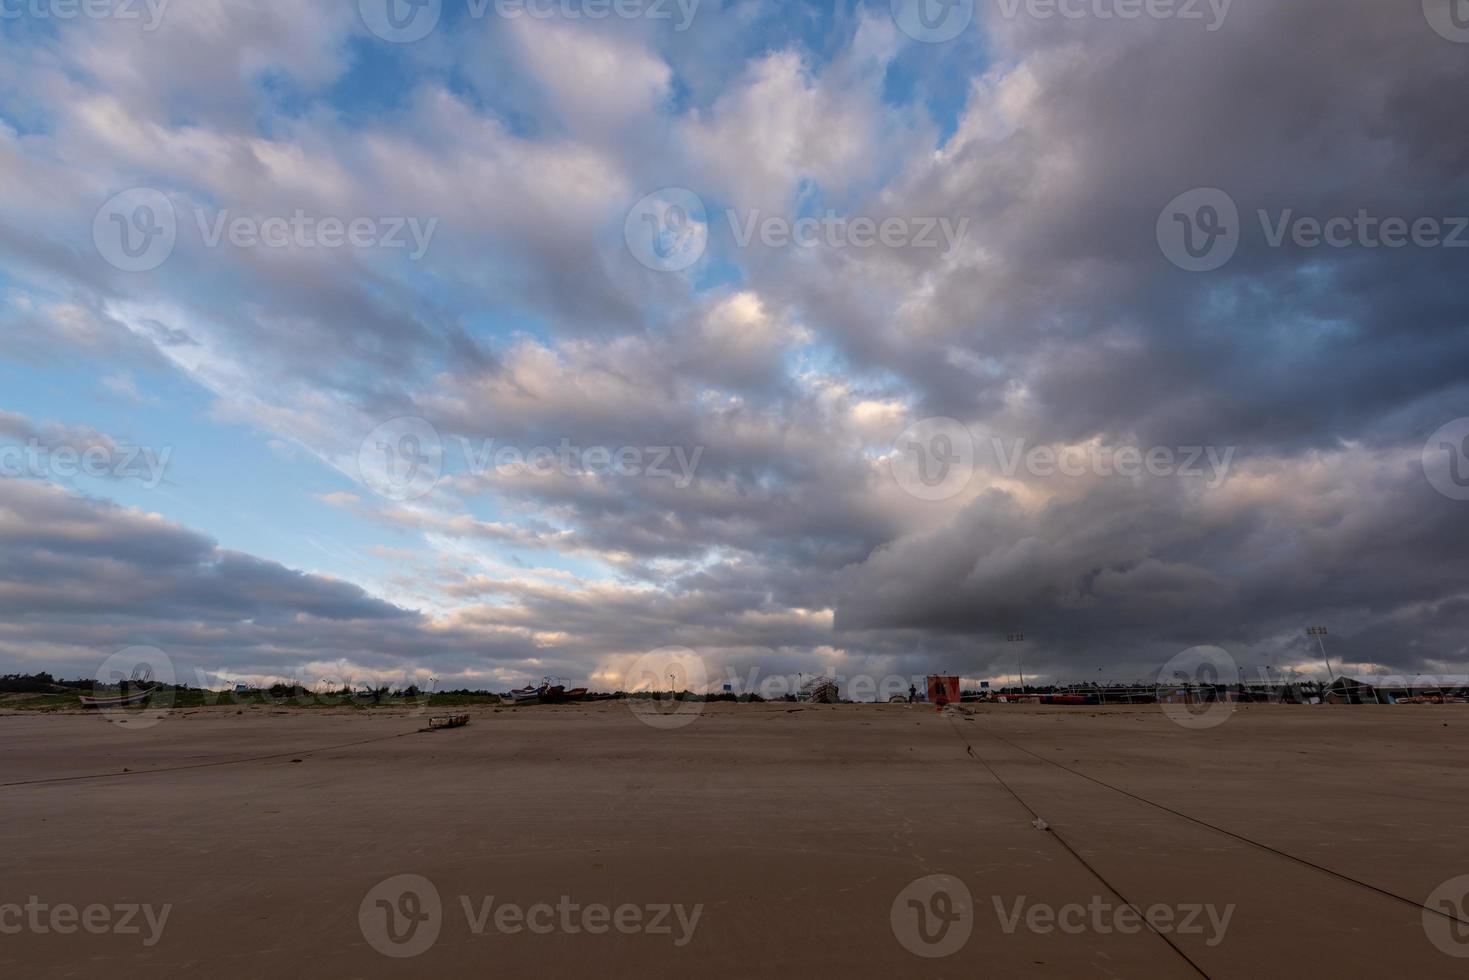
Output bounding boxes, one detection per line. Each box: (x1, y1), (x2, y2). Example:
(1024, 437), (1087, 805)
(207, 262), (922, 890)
(945, 712), (1213, 978)
(949, 712), (1469, 930)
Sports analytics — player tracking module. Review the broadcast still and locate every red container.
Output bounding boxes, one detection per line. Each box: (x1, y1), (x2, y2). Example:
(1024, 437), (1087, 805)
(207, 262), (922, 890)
(927, 675), (960, 707)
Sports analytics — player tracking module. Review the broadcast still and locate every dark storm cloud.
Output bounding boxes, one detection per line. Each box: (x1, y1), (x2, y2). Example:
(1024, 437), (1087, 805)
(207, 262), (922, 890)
(835, 455), (1469, 672)
(0, 479), (547, 681)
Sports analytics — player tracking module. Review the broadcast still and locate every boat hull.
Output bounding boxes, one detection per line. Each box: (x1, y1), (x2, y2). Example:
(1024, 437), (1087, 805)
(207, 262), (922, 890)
(78, 687), (156, 708)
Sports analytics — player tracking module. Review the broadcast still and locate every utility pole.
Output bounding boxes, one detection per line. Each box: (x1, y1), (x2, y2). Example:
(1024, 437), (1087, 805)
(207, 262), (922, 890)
(1306, 627), (1336, 683)
(1008, 634), (1025, 694)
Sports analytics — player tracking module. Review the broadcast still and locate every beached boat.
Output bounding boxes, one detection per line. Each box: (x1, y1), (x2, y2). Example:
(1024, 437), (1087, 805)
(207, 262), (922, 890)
(801, 676), (840, 704)
(428, 713), (470, 729)
(504, 684), (546, 704)
(78, 687), (156, 709)
(541, 685), (588, 704)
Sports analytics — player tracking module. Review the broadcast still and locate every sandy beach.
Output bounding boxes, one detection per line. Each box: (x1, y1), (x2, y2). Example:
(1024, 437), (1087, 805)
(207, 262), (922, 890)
(3, 701), (1467, 978)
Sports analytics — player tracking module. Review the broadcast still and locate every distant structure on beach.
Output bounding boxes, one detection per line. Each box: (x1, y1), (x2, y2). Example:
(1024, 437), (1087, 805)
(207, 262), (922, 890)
(801, 676), (840, 703)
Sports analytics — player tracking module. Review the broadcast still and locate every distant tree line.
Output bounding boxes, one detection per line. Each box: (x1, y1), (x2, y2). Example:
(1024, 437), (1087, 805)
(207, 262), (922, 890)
(0, 672), (91, 693)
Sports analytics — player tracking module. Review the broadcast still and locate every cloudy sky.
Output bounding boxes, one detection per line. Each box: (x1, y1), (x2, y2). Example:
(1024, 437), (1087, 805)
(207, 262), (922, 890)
(1, 0), (1466, 695)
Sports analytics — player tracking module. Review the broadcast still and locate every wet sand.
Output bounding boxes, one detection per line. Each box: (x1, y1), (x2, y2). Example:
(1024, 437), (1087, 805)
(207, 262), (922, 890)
(3, 701), (1467, 978)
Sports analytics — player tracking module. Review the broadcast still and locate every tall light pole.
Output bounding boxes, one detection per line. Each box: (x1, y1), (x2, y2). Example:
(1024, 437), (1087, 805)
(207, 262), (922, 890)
(1008, 633), (1025, 694)
(1306, 627), (1336, 683)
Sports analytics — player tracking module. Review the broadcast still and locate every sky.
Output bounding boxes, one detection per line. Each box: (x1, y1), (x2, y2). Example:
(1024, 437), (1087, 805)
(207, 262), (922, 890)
(0, 0), (1467, 696)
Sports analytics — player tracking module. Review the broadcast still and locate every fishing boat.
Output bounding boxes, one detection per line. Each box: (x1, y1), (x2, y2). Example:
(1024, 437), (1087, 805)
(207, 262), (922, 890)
(504, 683), (546, 705)
(78, 686), (156, 709)
(801, 676), (840, 704)
(542, 686), (587, 703)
